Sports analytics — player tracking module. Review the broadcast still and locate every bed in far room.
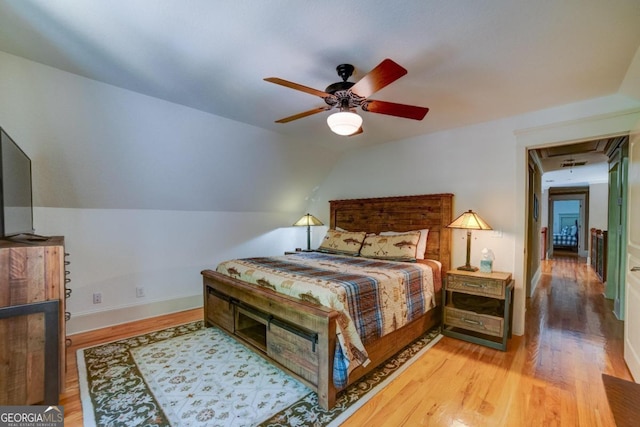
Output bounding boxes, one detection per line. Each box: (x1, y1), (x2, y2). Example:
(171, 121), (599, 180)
(201, 193), (453, 409)
(553, 222), (578, 252)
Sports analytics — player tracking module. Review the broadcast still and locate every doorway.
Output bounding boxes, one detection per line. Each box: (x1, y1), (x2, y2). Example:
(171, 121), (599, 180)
(547, 188), (588, 259)
(516, 110), (639, 338)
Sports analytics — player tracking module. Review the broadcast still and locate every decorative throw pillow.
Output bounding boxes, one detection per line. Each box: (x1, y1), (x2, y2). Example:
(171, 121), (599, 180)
(380, 229), (429, 259)
(317, 229), (367, 256)
(360, 231), (421, 261)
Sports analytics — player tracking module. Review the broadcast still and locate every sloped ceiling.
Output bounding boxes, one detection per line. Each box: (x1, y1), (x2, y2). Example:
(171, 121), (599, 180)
(1, 0), (639, 150)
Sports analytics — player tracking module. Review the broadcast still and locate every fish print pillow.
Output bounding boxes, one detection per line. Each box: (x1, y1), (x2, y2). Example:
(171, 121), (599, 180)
(359, 231), (421, 261)
(317, 229), (367, 256)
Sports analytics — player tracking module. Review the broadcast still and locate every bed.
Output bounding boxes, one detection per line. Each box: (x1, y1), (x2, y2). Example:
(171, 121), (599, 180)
(553, 224), (578, 251)
(201, 193), (453, 409)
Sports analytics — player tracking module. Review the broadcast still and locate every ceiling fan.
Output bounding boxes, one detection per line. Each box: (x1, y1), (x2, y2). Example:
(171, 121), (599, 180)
(264, 59), (429, 136)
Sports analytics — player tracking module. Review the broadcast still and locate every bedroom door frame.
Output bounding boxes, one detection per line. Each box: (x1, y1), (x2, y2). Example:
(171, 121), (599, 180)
(515, 107), (640, 337)
(606, 138), (629, 319)
(547, 187), (589, 259)
(624, 118), (640, 380)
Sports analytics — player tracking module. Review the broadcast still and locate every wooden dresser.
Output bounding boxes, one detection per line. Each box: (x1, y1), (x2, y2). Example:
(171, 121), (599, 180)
(0, 236), (69, 404)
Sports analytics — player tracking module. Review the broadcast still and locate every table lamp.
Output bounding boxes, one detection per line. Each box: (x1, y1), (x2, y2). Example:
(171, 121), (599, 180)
(447, 210), (492, 271)
(293, 213), (324, 251)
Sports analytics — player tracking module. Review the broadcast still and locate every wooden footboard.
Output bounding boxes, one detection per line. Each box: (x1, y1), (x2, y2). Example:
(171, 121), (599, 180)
(202, 269), (340, 409)
(202, 269), (441, 410)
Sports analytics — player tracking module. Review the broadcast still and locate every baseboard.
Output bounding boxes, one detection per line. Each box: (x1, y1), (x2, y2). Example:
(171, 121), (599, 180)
(67, 294), (202, 335)
(529, 265), (542, 297)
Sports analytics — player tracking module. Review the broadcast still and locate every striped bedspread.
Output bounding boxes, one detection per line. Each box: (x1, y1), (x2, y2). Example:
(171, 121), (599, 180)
(216, 252), (439, 386)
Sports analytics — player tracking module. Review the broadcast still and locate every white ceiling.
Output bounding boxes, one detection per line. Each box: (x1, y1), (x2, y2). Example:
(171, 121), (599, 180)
(534, 137), (622, 190)
(1, 0), (639, 152)
(541, 162), (609, 191)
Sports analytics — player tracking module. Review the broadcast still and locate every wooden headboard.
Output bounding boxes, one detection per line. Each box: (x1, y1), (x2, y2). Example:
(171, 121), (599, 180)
(329, 193), (453, 272)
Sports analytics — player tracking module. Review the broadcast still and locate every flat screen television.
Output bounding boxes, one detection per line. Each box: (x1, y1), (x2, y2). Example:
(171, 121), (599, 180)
(0, 127), (34, 238)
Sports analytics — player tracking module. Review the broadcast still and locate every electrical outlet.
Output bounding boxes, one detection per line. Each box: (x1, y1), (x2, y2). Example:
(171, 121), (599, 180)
(93, 292), (102, 304)
(136, 286), (145, 298)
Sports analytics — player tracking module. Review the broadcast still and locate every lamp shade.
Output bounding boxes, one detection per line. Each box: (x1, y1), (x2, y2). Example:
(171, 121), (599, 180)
(447, 210), (492, 271)
(293, 213), (324, 251)
(293, 213), (323, 227)
(447, 210), (492, 230)
(326, 111), (363, 136)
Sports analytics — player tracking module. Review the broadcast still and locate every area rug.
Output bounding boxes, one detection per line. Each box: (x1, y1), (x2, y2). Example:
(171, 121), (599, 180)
(78, 321), (441, 427)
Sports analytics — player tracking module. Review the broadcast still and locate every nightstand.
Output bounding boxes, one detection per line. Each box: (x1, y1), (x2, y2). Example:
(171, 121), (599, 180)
(442, 269), (514, 351)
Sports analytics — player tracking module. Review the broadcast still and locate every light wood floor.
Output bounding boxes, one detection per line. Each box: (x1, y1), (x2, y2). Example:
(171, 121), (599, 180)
(60, 257), (631, 426)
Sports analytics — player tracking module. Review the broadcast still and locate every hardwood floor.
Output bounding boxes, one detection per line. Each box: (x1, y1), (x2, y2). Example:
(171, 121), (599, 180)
(60, 257), (631, 426)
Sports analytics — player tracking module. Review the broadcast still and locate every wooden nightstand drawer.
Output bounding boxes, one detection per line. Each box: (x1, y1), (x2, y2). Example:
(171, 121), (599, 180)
(447, 274), (505, 298)
(444, 306), (504, 337)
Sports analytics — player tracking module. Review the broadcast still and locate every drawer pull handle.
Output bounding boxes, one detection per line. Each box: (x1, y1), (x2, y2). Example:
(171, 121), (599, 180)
(236, 301), (271, 321)
(462, 317), (483, 326)
(462, 282), (484, 289)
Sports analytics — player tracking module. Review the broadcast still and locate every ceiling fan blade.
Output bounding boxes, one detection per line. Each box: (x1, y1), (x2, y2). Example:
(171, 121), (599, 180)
(264, 77), (333, 98)
(350, 59), (408, 98)
(363, 100), (429, 121)
(274, 106), (330, 123)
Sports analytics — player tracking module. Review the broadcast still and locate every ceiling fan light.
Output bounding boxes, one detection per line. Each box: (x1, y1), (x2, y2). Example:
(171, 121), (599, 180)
(327, 111), (362, 136)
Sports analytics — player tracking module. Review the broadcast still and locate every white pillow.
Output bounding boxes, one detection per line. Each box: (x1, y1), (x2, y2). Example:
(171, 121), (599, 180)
(380, 229), (429, 259)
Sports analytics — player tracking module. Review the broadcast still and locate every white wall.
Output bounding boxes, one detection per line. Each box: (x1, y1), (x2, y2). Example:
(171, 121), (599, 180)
(0, 51), (338, 333)
(35, 207), (325, 333)
(0, 51), (339, 213)
(310, 118), (517, 273)
(589, 183), (610, 231)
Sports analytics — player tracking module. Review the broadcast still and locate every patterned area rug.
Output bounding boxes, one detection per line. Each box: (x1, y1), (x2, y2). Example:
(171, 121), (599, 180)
(78, 321), (441, 426)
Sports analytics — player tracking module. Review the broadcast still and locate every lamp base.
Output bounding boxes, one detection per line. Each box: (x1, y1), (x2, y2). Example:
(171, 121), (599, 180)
(456, 265), (478, 272)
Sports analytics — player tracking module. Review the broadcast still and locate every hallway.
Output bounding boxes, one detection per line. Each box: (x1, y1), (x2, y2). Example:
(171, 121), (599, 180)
(526, 255), (630, 385)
